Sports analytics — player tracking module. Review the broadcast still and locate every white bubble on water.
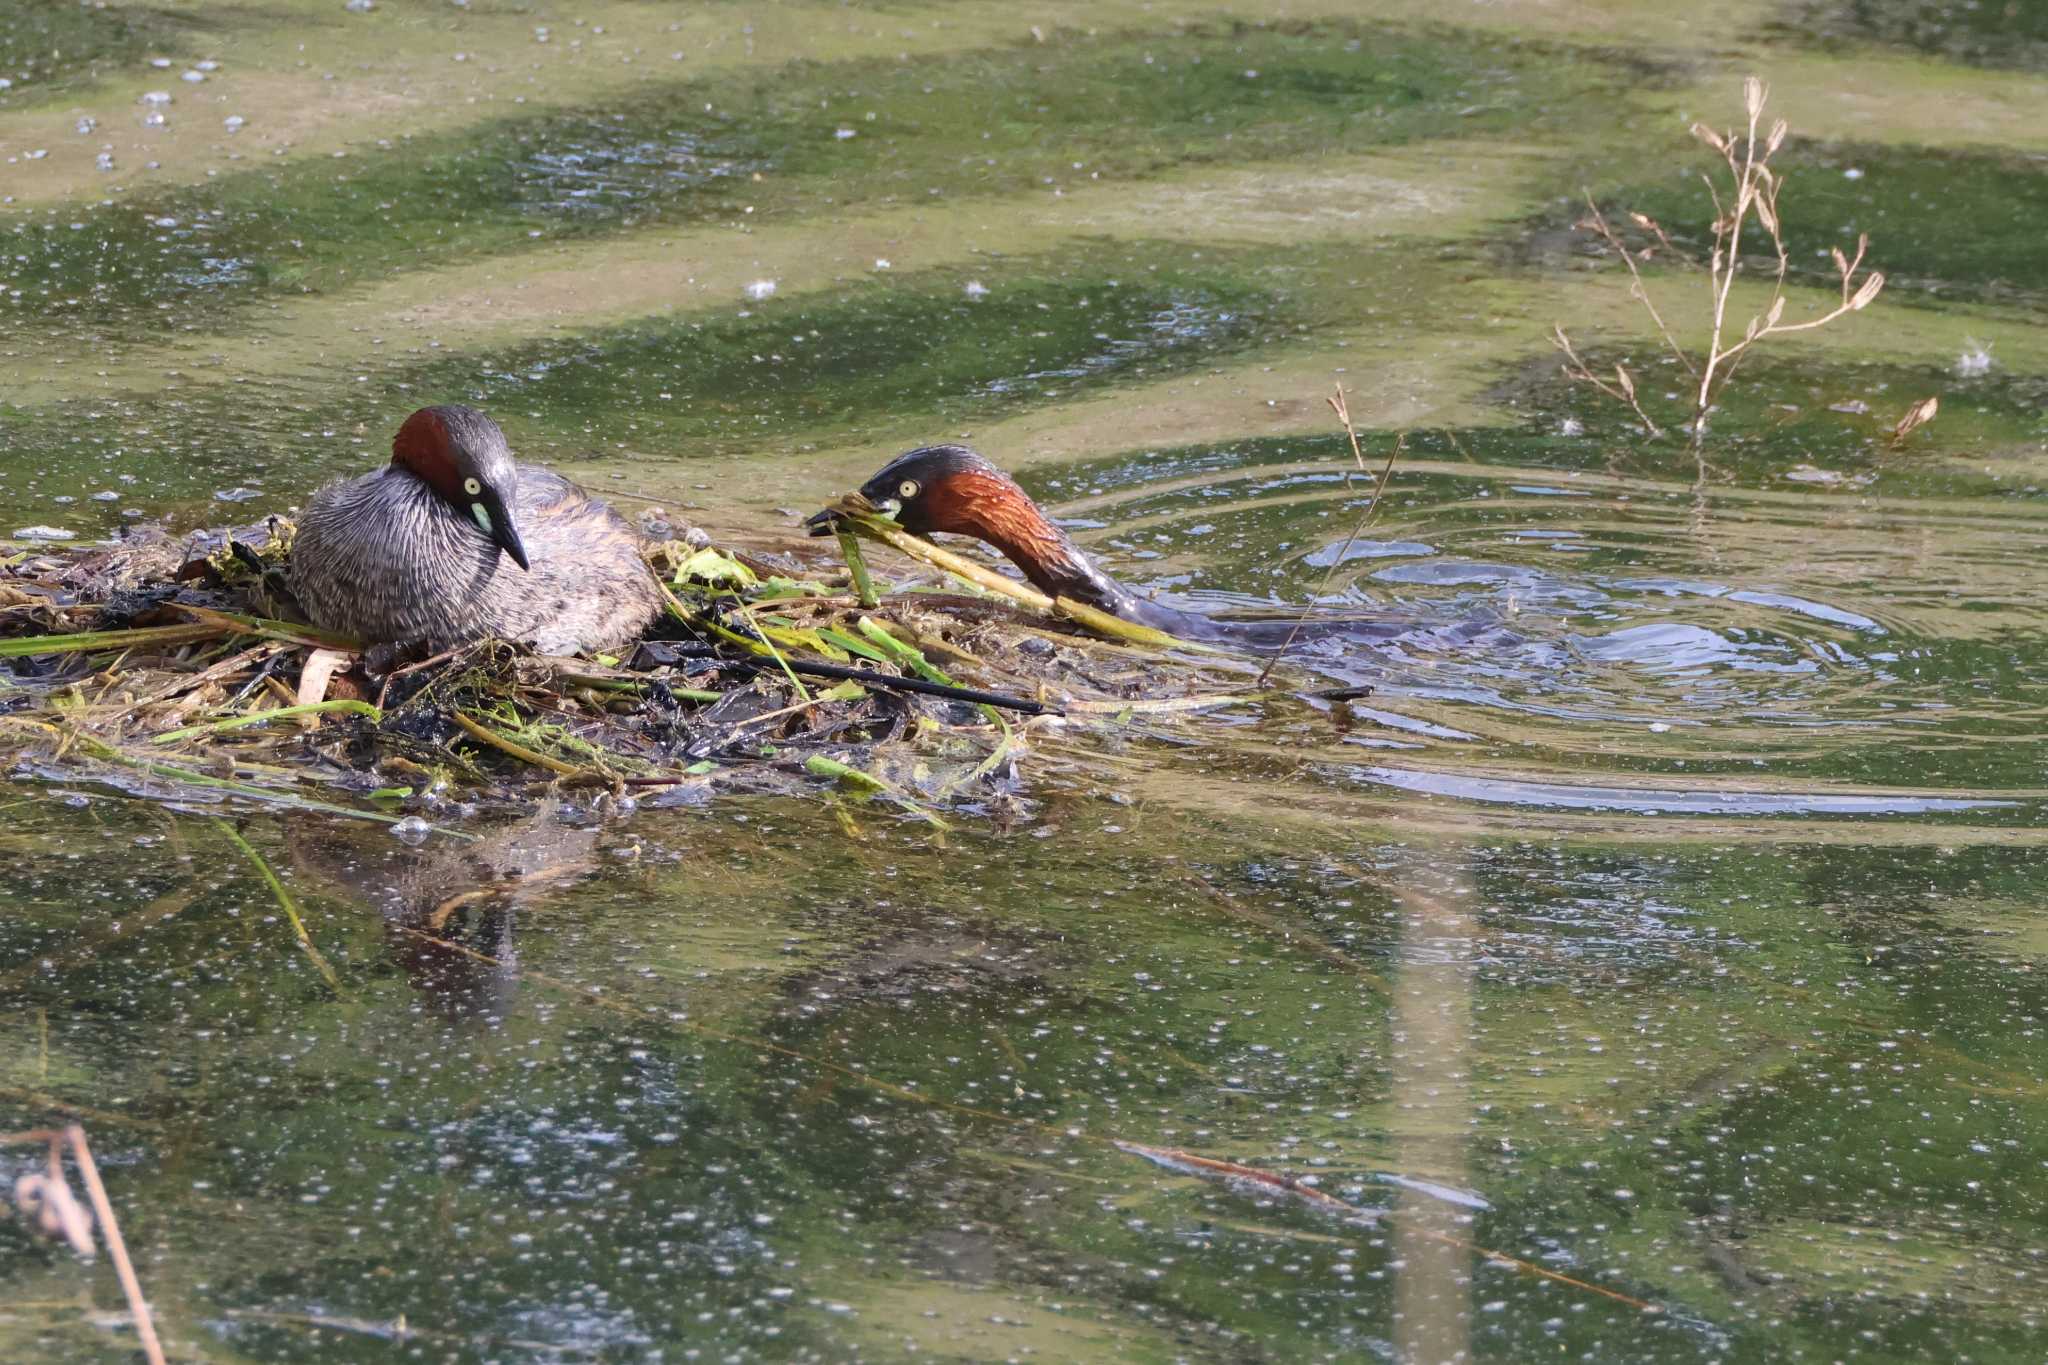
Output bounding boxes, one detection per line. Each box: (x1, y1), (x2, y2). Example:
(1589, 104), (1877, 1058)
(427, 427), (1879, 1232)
(1955, 337), (1993, 377)
(963, 279), (989, 300)
(743, 279), (778, 301)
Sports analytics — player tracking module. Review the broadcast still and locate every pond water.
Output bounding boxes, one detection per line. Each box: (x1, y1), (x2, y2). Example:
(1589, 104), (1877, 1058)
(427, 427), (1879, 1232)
(3, 2), (2047, 1361)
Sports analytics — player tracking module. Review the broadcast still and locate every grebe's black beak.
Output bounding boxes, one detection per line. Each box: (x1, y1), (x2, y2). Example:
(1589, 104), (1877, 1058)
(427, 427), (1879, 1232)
(805, 493), (899, 537)
(473, 488), (531, 570)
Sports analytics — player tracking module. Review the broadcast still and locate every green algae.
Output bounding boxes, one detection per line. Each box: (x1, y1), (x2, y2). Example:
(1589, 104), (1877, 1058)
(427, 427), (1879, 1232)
(0, 238), (1316, 527)
(0, 19), (1636, 333)
(1557, 136), (2048, 309)
(0, 0), (204, 107)
(1772, 0), (2048, 71)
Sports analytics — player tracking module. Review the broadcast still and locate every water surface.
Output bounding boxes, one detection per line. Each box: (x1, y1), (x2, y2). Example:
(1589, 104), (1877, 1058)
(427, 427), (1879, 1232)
(3, 2), (2047, 1361)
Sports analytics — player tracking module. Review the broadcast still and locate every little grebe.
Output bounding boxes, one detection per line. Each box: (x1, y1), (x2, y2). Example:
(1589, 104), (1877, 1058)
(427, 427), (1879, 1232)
(808, 443), (1385, 646)
(292, 405), (663, 654)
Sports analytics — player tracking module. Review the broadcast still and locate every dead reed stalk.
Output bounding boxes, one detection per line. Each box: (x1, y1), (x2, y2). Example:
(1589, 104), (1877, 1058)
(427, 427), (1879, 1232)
(5, 1125), (167, 1365)
(1554, 76), (1887, 444)
(1253, 384), (1400, 685)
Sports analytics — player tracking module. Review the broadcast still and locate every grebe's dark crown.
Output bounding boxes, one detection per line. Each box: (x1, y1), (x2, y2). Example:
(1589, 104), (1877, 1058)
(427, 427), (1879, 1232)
(854, 444), (1004, 509)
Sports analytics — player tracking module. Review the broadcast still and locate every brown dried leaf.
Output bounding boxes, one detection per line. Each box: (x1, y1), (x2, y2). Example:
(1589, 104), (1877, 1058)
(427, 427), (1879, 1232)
(14, 1169), (96, 1258)
(1744, 76), (1766, 121)
(1755, 193), (1779, 235)
(1830, 246), (1850, 277)
(1766, 118), (1789, 156)
(1850, 271), (1886, 310)
(1766, 296), (1787, 327)
(1615, 364), (1636, 400)
(1690, 122), (1728, 154)
(1890, 396), (1939, 444)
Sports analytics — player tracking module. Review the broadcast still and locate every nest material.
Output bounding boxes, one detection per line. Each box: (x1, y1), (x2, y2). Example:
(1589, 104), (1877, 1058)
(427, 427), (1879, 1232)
(0, 516), (1260, 832)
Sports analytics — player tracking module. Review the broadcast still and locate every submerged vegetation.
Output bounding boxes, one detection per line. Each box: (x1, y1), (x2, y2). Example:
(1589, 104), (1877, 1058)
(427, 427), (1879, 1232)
(1, 18), (1631, 331)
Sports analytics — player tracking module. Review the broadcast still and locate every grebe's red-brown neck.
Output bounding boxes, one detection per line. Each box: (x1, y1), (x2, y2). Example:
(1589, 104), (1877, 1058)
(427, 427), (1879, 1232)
(814, 444), (1417, 651)
(825, 445), (1137, 611)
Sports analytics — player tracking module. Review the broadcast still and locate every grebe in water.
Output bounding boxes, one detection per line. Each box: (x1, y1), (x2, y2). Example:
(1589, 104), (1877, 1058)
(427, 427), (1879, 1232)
(809, 444), (1408, 649)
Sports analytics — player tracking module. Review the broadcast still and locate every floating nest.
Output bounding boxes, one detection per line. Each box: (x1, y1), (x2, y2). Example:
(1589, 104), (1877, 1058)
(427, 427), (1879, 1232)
(0, 505), (1273, 835)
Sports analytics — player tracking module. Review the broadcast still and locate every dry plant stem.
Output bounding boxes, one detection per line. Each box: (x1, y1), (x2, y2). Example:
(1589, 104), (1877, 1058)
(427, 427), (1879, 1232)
(451, 711), (585, 777)
(1255, 385), (1400, 685)
(1, 1127), (168, 1365)
(1691, 80), (1882, 437)
(64, 1128), (167, 1365)
(1578, 195), (1696, 381)
(1560, 77), (1884, 441)
(1551, 325), (1662, 438)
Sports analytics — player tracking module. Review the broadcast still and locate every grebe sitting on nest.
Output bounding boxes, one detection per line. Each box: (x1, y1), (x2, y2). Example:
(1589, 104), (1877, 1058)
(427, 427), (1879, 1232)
(293, 404), (663, 656)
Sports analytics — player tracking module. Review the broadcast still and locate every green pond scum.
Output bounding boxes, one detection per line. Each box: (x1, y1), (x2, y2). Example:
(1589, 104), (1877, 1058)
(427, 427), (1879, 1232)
(5, 2), (2048, 1362)
(1572, 137), (2048, 309)
(2, 17), (1634, 333)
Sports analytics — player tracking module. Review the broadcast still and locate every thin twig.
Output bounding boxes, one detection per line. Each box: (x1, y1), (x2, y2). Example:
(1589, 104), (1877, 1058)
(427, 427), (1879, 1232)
(1551, 326), (1663, 437)
(1578, 193), (1697, 380)
(1256, 385), (1400, 684)
(1559, 77), (1883, 441)
(64, 1128), (167, 1365)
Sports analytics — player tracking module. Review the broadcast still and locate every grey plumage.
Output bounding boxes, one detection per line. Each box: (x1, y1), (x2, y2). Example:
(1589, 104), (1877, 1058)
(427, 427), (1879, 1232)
(291, 413), (662, 655)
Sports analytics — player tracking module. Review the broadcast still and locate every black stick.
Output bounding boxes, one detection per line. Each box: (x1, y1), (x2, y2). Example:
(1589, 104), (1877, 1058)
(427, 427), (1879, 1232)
(740, 657), (1058, 716)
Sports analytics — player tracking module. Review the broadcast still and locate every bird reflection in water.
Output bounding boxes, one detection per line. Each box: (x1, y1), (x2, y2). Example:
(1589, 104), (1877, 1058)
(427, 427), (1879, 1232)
(287, 803), (604, 1020)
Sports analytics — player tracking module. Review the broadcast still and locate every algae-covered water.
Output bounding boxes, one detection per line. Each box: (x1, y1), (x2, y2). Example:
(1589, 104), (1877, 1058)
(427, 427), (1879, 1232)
(4, 2), (2048, 1361)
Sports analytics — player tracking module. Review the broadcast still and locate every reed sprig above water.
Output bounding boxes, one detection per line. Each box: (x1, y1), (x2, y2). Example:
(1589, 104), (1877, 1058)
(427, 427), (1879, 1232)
(1553, 76), (1898, 445)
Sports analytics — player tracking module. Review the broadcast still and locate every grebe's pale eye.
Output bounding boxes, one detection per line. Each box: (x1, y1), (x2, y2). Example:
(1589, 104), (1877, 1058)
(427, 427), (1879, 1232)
(463, 477), (482, 496)
(898, 479), (921, 499)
